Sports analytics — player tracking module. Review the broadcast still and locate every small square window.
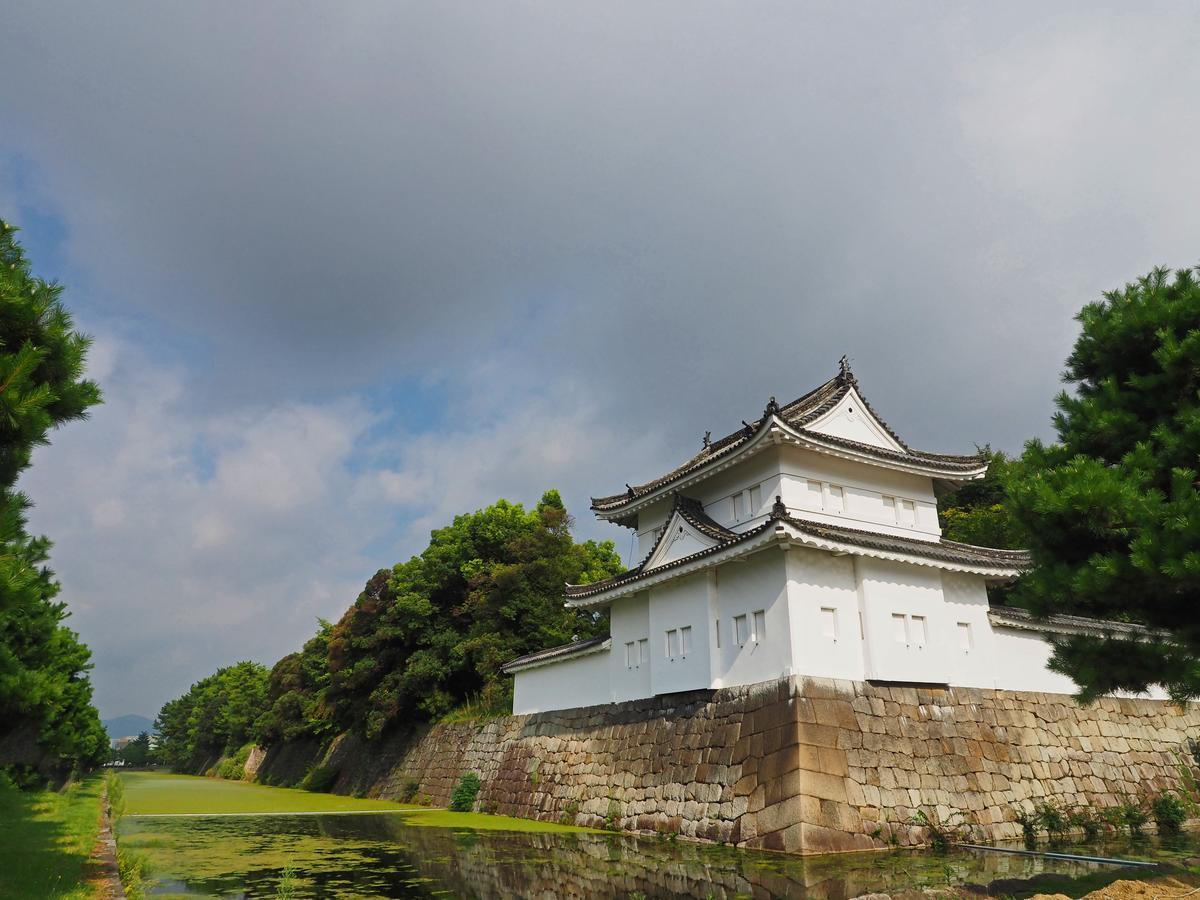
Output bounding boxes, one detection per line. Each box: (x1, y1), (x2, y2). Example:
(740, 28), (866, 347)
(730, 493), (742, 522)
(807, 480), (824, 509)
(900, 499), (916, 527)
(666, 629), (679, 659)
(749, 485), (762, 514)
(681, 625), (692, 657)
(882, 495), (897, 523)
(637, 638), (648, 665)
(910, 615), (927, 647)
(820, 607), (838, 640)
(827, 484), (845, 515)
(752, 609), (766, 643)
(625, 641), (636, 668)
(734, 614), (749, 647)
(957, 622), (972, 653)
(892, 613), (908, 644)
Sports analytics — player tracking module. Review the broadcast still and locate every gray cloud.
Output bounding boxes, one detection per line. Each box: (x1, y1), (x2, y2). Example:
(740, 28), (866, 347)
(3, 1), (1199, 715)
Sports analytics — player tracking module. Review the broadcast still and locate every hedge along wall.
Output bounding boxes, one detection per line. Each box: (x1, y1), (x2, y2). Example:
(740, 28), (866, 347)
(253, 676), (1200, 854)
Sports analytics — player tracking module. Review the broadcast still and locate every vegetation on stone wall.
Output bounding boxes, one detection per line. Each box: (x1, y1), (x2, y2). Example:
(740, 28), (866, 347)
(154, 490), (623, 766)
(154, 661), (268, 772)
(0, 220), (108, 779)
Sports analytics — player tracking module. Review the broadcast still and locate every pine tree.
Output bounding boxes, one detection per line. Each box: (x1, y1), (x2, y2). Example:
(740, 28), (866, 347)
(0, 220), (107, 776)
(1008, 264), (1200, 701)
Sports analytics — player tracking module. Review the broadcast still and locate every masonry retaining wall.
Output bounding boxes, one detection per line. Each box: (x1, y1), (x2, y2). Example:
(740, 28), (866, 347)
(254, 676), (1200, 854)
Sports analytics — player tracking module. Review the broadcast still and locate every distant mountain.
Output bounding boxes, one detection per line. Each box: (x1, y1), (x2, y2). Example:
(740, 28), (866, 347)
(103, 714), (155, 740)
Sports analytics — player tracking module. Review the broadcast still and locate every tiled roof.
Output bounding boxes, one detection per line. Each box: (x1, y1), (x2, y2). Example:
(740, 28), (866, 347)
(987, 605), (1157, 639)
(564, 498), (1028, 602)
(500, 635), (610, 674)
(591, 360), (986, 515)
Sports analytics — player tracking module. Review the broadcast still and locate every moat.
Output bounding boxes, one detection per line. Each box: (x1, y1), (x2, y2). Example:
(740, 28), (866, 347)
(118, 774), (1198, 899)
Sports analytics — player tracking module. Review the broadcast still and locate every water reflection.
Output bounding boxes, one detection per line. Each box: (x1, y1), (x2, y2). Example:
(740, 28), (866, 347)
(121, 812), (1185, 899)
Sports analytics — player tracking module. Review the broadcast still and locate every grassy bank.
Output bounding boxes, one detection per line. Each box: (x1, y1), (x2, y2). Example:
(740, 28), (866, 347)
(120, 770), (594, 832)
(0, 774), (105, 899)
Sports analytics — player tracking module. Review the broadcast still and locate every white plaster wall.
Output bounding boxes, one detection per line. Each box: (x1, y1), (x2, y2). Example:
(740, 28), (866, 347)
(804, 388), (904, 451)
(939, 572), (1001, 689)
(786, 547), (866, 681)
(990, 627), (1082, 694)
(647, 574), (712, 696)
(512, 649), (612, 714)
(856, 557), (948, 683)
(689, 448), (782, 533)
(610, 592), (652, 702)
(712, 551), (793, 688)
(778, 446), (941, 539)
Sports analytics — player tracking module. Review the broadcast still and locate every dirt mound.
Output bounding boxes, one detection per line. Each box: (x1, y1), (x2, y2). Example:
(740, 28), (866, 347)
(1032, 876), (1200, 900)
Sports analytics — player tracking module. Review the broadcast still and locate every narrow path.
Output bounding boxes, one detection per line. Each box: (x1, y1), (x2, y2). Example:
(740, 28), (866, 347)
(87, 785), (125, 899)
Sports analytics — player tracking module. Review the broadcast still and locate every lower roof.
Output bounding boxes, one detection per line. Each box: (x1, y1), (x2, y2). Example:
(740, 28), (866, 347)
(564, 497), (1030, 605)
(500, 635), (610, 674)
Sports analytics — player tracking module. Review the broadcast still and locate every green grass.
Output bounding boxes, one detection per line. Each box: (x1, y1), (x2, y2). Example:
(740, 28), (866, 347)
(0, 774), (105, 899)
(119, 771), (592, 832)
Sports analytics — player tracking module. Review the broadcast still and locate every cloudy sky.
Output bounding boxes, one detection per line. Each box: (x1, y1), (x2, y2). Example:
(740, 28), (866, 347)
(2, 2), (1199, 719)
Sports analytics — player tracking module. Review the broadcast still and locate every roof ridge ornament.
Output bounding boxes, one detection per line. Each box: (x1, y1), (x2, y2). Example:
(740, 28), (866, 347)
(838, 354), (857, 385)
(702, 430), (711, 450)
(763, 395), (781, 418)
(741, 419), (755, 437)
(771, 495), (788, 518)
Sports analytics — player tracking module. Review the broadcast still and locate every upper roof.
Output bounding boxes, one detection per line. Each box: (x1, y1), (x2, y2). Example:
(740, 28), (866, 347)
(591, 359), (988, 524)
(565, 494), (1030, 606)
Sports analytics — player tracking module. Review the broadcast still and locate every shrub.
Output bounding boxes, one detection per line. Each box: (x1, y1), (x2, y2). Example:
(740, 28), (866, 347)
(604, 798), (622, 831)
(1067, 806), (1101, 841)
(1036, 800), (1068, 842)
(908, 808), (966, 852)
(400, 779), (420, 803)
(1152, 792), (1188, 834)
(1013, 806), (1039, 848)
(300, 766), (339, 793)
(1119, 799), (1149, 836)
(216, 745), (253, 781)
(449, 772), (482, 812)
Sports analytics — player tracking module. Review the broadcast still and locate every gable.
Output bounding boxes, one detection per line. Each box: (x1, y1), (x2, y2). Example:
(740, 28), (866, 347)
(802, 387), (904, 452)
(643, 512), (722, 571)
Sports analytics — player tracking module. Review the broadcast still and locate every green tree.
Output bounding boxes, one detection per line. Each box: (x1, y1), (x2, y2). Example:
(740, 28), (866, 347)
(154, 661), (268, 771)
(117, 732), (153, 767)
(0, 220), (107, 776)
(1007, 264), (1200, 701)
(255, 620), (336, 744)
(938, 448), (1023, 549)
(325, 491), (623, 738)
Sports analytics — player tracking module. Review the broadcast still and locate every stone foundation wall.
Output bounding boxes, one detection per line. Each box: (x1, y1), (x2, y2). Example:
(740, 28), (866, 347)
(254, 676), (1200, 854)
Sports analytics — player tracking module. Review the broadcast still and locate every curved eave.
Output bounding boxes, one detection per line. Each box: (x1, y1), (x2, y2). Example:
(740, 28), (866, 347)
(782, 521), (1029, 580)
(987, 607), (1160, 640)
(565, 522), (782, 608)
(591, 417), (987, 523)
(566, 518), (1027, 608)
(501, 637), (611, 674)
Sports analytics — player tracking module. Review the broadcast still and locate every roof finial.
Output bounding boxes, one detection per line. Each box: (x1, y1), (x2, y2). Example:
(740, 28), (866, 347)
(626, 483), (635, 498)
(702, 430), (712, 449)
(838, 354), (858, 385)
(772, 495), (788, 518)
(763, 395), (781, 418)
(741, 419), (755, 437)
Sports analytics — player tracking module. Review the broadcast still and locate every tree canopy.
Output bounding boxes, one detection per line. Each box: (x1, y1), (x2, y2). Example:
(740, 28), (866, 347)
(1007, 264), (1200, 701)
(324, 490), (622, 738)
(154, 661), (268, 772)
(154, 490), (624, 758)
(0, 220), (107, 777)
